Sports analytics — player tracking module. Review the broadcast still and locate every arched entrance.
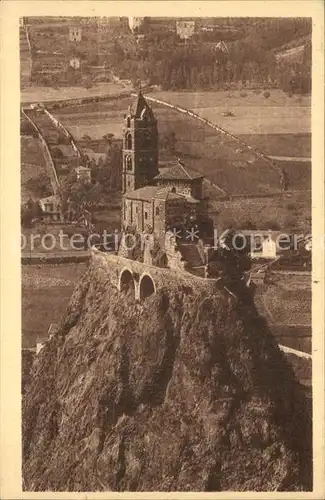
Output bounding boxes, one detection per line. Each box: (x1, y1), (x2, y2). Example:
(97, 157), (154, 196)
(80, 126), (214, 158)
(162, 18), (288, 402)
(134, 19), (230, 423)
(139, 274), (156, 301)
(119, 269), (135, 299)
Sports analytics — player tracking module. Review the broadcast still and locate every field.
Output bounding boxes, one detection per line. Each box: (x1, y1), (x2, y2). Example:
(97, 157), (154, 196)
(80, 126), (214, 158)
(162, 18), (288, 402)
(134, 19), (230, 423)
(254, 273), (311, 353)
(21, 137), (51, 202)
(21, 82), (132, 105)
(47, 89), (311, 231)
(211, 191), (311, 232)
(22, 263), (86, 348)
(237, 133), (311, 158)
(150, 89), (311, 136)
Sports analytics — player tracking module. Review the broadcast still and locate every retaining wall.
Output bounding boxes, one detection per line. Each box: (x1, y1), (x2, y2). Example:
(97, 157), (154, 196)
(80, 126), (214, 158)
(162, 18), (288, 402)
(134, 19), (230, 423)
(90, 247), (234, 302)
(21, 108), (60, 194)
(43, 108), (82, 158)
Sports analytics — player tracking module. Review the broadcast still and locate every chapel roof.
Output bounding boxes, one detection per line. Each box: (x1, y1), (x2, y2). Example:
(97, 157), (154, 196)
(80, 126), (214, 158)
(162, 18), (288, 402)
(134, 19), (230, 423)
(124, 185), (184, 202)
(155, 160), (204, 181)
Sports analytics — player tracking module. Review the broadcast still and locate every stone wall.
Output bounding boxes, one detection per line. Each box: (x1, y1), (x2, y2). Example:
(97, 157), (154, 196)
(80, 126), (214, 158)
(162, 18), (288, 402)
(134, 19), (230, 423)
(91, 246), (229, 302)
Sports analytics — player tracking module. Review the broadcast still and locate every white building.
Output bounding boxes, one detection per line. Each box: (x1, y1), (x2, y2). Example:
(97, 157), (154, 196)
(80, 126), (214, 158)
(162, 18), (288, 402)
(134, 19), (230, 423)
(215, 40), (229, 53)
(75, 166), (91, 182)
(176, 20), (195, 40)
(39, 194), (62, 222)
(69, 27), (82, 42)
(128, 17), (145, 33)
(262, 236), (277, 259)
(69, 57), (80, 70)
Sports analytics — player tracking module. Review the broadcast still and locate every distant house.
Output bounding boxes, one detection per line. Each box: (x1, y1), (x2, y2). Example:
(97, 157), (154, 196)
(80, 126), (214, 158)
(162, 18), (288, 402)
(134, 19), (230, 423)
(215, 40), (229, 53)
(238, 230), (293, 259)
(69, 27), (82, 42)
(75, 165), (91, 182)
(217, 230), (292, 260)
(304, 235), (312, 252)
(128, 17), (145, 33)
(39, 194), (62, 222)
(176, 20), (196, 40)
(69, 57), (80, 70)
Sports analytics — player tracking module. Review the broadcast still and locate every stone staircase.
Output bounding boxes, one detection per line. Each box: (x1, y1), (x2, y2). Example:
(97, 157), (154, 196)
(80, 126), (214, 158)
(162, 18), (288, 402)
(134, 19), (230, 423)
(178, 242), (206, 277)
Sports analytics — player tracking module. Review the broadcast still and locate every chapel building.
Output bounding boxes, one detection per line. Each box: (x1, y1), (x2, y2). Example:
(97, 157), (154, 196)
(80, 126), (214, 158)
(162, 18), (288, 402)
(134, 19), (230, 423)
(122, 92), (205, 234)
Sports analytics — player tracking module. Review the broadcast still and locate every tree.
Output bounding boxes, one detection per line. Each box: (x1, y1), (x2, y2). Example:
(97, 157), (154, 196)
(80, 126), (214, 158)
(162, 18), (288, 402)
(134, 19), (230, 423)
(211, 229), (252, 296)
(26, 173), (52, 198)
(59, 176), (102, 221)
(21, 199), (43, 228)
(81, 134), (92, 141)
(102, 133), (115, 145)
(51, 147), (64, 158)
(161, 131), (177, 153)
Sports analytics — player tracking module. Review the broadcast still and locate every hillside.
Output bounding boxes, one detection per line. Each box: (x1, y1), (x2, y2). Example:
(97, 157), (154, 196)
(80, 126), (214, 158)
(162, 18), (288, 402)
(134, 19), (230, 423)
(22, 17), (311, 93)
(23, 258), (312, 491)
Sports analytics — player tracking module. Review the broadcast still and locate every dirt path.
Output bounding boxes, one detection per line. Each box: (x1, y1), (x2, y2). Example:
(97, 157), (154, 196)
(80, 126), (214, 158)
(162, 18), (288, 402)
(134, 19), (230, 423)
(268, 155), (311, 162)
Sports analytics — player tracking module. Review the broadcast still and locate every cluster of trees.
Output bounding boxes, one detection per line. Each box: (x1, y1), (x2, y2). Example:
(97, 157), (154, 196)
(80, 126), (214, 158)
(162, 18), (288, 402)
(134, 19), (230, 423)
(110, 18), (311, 93)
(25, 173), (52, 199)
(21, 198), (43, 228)
(276, 41), (311, 94)
(59, 138), (122, 220)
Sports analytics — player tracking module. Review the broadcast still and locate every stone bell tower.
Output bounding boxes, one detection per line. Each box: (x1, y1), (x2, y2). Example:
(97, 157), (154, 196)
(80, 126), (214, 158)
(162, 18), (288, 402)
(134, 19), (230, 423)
(122, 91), (159, 194)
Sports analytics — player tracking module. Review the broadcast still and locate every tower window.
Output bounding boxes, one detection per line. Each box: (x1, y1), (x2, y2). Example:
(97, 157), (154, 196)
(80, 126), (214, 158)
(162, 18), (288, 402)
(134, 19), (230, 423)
(125, 155), (132, 171)
(126, 133), (132, 150)
(126, 117), (131, 128)
(155, 207), (160, 216)
(144, 211), (148, 220)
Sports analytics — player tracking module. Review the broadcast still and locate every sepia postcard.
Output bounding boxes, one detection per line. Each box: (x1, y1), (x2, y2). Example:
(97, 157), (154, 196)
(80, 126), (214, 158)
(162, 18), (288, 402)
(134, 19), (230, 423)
(1, 1), (324, 499)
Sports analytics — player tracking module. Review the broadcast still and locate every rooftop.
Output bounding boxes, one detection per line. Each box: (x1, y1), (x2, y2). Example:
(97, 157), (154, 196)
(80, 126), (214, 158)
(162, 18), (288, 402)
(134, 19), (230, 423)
(155, 160), (204, 181)
(39, 194), (60, 204)
(124, 185), (184, 202)
(75, 166), (91, 171)
(129, 91), (155, 120)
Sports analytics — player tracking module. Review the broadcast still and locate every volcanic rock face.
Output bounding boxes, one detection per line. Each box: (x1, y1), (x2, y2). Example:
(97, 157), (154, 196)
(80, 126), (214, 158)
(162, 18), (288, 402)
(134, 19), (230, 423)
(22, 261), (312, 491)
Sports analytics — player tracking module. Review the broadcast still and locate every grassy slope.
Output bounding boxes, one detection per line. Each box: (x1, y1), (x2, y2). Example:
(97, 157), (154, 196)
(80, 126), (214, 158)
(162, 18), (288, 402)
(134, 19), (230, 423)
(54, 95), (310, 192)
(254, 274), (311, 355)
(21, 137), (52, 202)
(51, 92), (311, 231)
(22, 264), (87, 347)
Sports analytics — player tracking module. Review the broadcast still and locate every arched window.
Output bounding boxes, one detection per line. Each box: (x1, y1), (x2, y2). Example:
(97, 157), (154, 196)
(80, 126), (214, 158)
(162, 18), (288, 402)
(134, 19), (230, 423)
(155, 206), (160, 216)
(171, 186), (176, 193)
(126, 133), (132, 150)
(126, 117), (131, 128)
(125, 155), (132, 171)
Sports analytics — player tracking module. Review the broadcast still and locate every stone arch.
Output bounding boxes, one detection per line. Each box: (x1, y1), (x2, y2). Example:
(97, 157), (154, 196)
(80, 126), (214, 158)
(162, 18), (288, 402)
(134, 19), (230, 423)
(119, 268), (135, 298)
(139, 273), (156, 301)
